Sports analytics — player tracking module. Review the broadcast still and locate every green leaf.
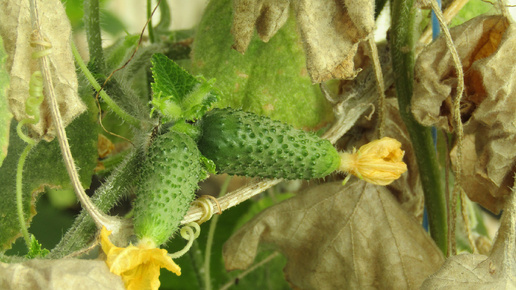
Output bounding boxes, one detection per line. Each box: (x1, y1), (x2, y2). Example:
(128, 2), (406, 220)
(25, 235), (49, 259)
(450, 0), (492, 27)
(150, 53), (220, 122)
(0, 35), (11, 167)
(191, 0), (334, 130)
(0, 98), (98, 251)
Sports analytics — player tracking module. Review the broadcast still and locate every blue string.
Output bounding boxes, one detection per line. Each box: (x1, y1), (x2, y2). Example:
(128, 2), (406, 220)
(423, 0), (442, 232)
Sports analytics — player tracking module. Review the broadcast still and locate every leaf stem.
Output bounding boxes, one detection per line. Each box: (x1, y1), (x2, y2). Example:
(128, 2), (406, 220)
(71, 42), (142, 128)
(29, 0), (118, 234)
(147, 0), (155, 43)
(204, 176), (232, 290)
(83, 0), (106, 72)
(16, 144), (34, 249)
(390, 0), (448, 255)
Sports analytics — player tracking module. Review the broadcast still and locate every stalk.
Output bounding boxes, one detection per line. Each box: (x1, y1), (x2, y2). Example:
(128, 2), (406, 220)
(390, 0), (448, 255)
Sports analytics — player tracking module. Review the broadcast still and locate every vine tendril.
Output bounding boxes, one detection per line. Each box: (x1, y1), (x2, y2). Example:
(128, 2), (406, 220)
(15, 34), (53, 249)
(168, 222), (201, 259)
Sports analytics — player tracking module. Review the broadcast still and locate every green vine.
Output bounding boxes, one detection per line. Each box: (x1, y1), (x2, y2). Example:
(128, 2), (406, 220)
(390, 0), (448, 255)
(71, 42), (142, 129)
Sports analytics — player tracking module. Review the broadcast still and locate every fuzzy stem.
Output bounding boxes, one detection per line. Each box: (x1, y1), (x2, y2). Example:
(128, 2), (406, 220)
(146, 0), (155, 43)
(49, 149), (141, 258)
(29, 0), (117, 233)
(83, 0), (105, 72)
(390, 0), (448, 255)
(71, 42), (142, 128)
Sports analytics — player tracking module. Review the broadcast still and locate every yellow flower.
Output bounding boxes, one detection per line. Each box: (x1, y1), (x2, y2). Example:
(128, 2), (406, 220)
(100, 227), (181, 290)
(338, 137), (408, 186)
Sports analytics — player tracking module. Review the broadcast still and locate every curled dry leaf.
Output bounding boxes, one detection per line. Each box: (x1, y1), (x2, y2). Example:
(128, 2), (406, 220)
(0, 259), (125, 289)
(223, 180), (444, 289)
(231, 0), (375, 83)
(412, 15), (514, 213)
(0, 0), (86, 141)
(421, 184), (516, 289)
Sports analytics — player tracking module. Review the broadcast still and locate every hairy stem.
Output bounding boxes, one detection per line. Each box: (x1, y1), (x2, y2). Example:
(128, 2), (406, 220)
(29, 0), (117, 233)
(49, 149), (142, 258)
(390, 0), (448, 255)
(147, 0), (155, 43)
(71, 42), (142, 128)
(83, 0), (106, 72)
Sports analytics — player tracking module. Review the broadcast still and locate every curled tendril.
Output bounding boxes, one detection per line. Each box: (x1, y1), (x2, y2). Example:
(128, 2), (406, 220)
(16, 33), (53, 249)
(16, 35), (52, 144)
(168, 222), (201, 259)
(192, 195), (222, 225)
(16, 71), (45, 145)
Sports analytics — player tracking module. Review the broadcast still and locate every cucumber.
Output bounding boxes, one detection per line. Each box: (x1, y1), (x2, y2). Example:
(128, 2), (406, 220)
(133, 130), (203, 246)
(197, 108), (340, 180)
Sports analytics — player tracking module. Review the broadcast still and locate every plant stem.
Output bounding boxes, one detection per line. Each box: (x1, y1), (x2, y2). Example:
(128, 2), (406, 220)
(84, 0), (106, 72)
(390, 0), (448, 255)
(71, 42), (142, 128)
(188, 240), (206, 289)
(49, 149), (142, 258)
(147, 0), (155, 43)
(203, 176), (232, 290)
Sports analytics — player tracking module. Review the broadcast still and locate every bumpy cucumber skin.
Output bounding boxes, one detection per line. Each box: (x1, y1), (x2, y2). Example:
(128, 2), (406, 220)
(198, 108), (340, 180)
(133, 130), (202, 246)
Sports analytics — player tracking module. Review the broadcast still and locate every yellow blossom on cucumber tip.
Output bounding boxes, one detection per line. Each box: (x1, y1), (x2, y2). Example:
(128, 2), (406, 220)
(100, 227), (181, 290)
(338, 137), (408, 186)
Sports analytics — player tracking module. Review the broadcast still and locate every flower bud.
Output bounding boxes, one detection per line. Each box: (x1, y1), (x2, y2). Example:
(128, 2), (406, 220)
(338, 137), (408, 186)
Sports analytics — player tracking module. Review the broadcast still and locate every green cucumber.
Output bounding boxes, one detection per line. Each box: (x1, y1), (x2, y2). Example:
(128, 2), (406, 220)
(197, 108), (340, 180)
(133, 130), (203, 246)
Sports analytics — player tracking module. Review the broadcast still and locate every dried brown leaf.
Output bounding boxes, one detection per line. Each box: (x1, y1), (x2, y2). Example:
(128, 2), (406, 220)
(231, 0), (290, 52)
(0, 0), (86, 141)
(223, 180), (444, 289)
(412, 15), (515, 213)
(421, 186), (516, 289)
(231, 0), (375, 83)
(0, 259), (125, 289)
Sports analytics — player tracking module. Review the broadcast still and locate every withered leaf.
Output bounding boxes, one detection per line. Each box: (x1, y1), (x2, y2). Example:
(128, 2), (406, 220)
(0, 0), (86, 141)
(412, 15), (515, 213)
(231, 0), (290, 52)
(421, 187), (516, 289)
(0, 259), (125, 289)
(231, 0), (375, 83)
(223, 180), (444, 289)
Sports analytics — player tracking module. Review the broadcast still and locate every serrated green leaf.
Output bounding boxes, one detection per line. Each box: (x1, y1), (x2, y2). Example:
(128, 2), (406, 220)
(0, 35), (11, 167)
(150, 53), (220, 122)
(0, 98), (98, 251)
(25, 235), (49, 259)
(191, 0), (334, 130)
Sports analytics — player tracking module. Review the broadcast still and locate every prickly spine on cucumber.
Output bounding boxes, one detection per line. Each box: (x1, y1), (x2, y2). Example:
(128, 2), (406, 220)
(197, 108), (340, 180)
(133, 130), (204, 246)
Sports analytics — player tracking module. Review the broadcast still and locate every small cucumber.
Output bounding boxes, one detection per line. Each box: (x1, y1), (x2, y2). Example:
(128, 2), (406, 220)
(197, 108), (340, 180)
(133, 130), (203, 246)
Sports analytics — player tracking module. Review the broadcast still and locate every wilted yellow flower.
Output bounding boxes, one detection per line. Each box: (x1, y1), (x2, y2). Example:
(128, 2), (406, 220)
(100, 227), (181, 290)
(338, 137), (408, 186)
